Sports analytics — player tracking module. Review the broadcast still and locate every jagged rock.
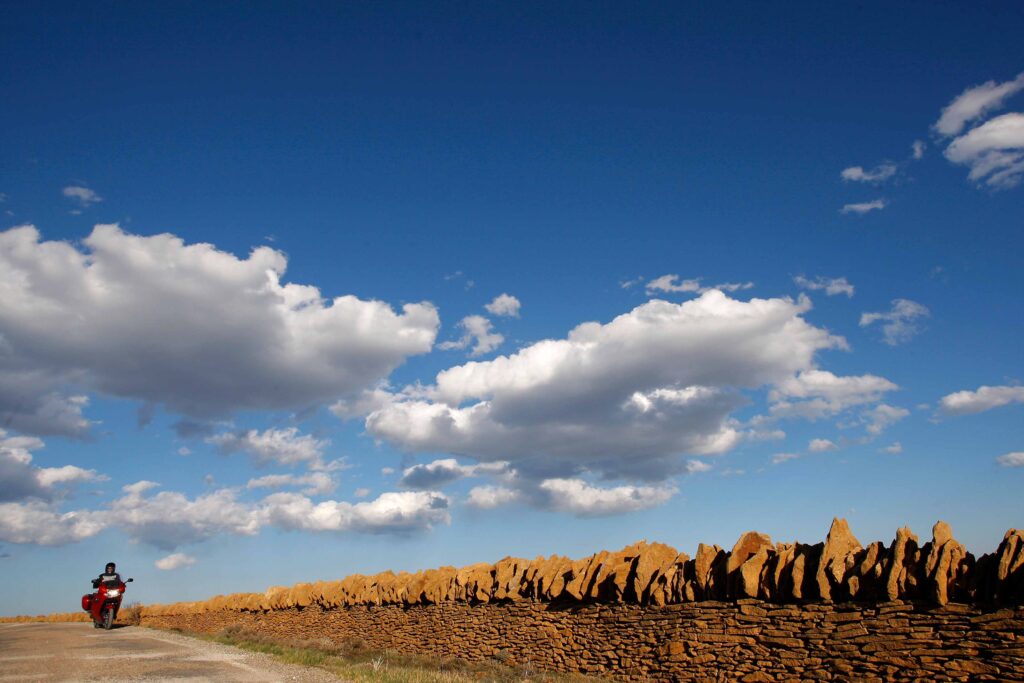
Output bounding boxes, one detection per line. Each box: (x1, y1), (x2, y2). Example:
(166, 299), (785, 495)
(693, 543), (723, 597)
(816, 518), (861, 602)
(739, 547), (771, 598)
(726, 532), (772, 599)
(631, 543), (680, 604)
(995, 528), (1024, 604)
(594, 542), (643, 600)
(886, 527), (919, 601)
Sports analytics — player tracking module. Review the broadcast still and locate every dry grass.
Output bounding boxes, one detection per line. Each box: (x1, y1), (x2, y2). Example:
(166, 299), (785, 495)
(119, 602), (143, 626)
(190, 625), (604, 683)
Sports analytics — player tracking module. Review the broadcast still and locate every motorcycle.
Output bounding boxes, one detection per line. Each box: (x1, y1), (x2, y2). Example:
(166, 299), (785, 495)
(81, 577), (134, 629)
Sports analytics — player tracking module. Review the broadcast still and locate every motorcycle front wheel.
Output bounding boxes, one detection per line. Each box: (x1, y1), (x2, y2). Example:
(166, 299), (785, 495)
(103, 608), (113, 630)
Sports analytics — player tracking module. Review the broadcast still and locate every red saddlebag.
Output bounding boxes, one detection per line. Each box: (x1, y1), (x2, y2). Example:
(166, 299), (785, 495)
(81, 594), (92, 611)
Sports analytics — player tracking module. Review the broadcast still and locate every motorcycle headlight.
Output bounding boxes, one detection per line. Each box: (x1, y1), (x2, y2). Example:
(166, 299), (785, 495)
(106, 590), (120, 598)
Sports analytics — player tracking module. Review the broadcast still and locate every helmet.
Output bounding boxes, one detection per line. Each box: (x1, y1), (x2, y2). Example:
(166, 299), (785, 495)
(105, 562), (116, 573)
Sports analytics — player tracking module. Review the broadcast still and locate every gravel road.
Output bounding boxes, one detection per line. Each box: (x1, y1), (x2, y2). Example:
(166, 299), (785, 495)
(0, 622), (346, 682)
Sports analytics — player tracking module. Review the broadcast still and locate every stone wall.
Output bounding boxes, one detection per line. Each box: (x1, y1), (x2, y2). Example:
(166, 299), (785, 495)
(13, 519), (1020, 679)
(143, 600), (1024, 681)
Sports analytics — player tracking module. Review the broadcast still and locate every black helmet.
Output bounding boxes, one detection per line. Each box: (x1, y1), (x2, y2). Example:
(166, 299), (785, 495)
(105, 562), (116, 572)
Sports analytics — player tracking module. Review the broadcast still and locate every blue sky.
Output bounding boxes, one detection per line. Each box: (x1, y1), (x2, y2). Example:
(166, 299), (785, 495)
(1, 2), (1022, 615)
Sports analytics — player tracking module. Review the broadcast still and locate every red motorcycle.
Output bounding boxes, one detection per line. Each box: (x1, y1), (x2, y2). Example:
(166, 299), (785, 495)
(81, 576), (134, 629)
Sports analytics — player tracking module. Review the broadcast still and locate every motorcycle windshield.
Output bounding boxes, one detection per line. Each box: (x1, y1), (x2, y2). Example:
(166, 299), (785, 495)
(103, 580), (121, 589)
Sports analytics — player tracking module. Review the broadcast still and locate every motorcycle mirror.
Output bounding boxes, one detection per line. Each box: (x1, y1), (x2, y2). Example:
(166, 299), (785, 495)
(127, 578), (134, 582)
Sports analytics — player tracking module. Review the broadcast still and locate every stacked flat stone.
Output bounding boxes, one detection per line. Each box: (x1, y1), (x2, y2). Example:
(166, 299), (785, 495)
(142, 520), (1024, 618)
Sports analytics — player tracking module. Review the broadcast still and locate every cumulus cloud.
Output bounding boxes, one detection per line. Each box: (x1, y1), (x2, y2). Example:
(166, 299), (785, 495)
(685, 459), (712, 474)
(860, 299), (930, 345)
(938, 385), (1024, 416)
(438, 315), (504, 357)
(996, 452), (1024, 467)
(367, 291), (846, 484)
(484, 294), (521, 318)
(1, 478), (450, 549)
(912, 140), (927, 160)
(535, 478), (677, 517)
(934, 72), (1024, 137)
(207, 428), (329, 469)
(62, 185), (102, 207)
(399, 458), (511, 490)
(943, 113), (1024, 188)
(0, 430), (106, 502)
(768, 370), (898, 420)
(108, 482), (261, 550)
(793, 275), (855, 298)
(258, 490), (450, 534)
(155, 552), (196, 570)
(353, 487), (370, 498)
(645, 275), (753, 295)
(840, 199), (886, 215)
(841, 163), (897, 183)
(861, 404), (909, 436)
(246, 472), (336, 496)
(0, 500), (106, 545)
(772, 452), (800, 465)
(466, 485), (521, 509)
(808, 438), (838, 453)
(881, 442), (903, 454)
(0, 225), (439, 436)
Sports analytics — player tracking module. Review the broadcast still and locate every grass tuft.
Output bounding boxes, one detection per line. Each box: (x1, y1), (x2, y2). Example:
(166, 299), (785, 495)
(193, 625), (603, 683)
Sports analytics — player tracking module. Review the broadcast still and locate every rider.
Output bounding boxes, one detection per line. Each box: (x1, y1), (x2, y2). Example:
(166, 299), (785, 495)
(95, 562), (122, 588)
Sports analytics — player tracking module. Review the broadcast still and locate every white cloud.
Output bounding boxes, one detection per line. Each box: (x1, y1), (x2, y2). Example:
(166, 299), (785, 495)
(177, 447), (191, 457)
(399, 458), (511, 490)
(768, 369), (898, 420)
(793, 275), (855, 298)
(353, 487), (370, 498)
(62, 186), (103, 207)
(535, 478), (676, 517)
(155, 553), (196, 570)
(881, 442), (903, 454)
(0, 501), (106, 545)
(484, 293), (521, 318)
(466, 485), (521, 509)
(646, 275), (753, 295)
(772, 452), (800, 465)
(938, 384), (1024, 416)
(943, 113), (1024, 188)
(108, 482), (261, 550)
(860, 299), (930, 345)
(0, 430), (106, 502)
(996, 452), (1024, 467)
(808, 438), (837, 453)
(685, 459), (712, 474)
(246, 472), (336, 496)
(934, 72), (1024, 137)
(367, 291), (846, 484)
(438, 315), (504, 356)
(258, 490), (450, 534)
(329, 387), (397, 421)
(0, 225), (439, 436)
(912, 140), (927, 160)
(840, 199), (886, 214)
(207, 428), (328, 469)
(840, 163), (897, 183)
(380, 467), (395, 476)
(862, 403), (909, 436)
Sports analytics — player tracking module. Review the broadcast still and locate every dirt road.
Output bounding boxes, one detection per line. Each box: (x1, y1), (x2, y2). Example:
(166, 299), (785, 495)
(0, 622), (344, 682)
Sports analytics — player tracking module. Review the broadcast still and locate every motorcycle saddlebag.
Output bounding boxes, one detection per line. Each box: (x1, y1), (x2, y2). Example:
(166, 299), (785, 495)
(81, 594), (92, 611)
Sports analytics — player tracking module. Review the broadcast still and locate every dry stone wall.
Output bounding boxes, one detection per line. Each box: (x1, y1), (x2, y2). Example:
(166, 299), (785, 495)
(15, 519), (1024, 680)
(144, 519), (1024, 616)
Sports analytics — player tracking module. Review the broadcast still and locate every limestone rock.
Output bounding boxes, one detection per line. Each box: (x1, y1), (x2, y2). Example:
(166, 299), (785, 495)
(816, 517), (861, 602)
